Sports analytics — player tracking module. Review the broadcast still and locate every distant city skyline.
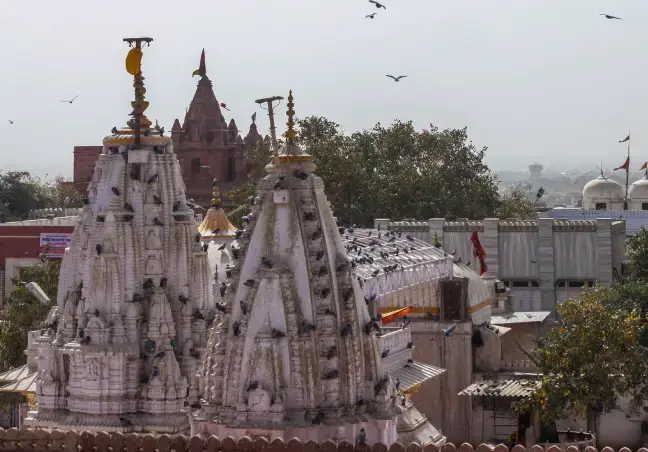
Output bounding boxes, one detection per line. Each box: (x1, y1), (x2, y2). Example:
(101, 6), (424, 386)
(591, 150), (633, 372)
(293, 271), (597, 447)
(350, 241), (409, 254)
(2, 0), (648, 178)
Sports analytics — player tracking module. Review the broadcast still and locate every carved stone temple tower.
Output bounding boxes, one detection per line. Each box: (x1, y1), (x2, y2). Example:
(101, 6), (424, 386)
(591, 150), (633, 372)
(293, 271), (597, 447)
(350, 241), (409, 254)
(193, 92), (399, 444)
(25, 38), (216, 433)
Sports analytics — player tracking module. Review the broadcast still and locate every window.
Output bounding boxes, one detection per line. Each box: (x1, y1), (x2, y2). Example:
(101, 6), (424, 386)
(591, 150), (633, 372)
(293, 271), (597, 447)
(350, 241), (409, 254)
(227, 156), (236, 181)
(191, 158), (201, 175)
(595, 202), (607, 210)
(642, 203), (648, 210)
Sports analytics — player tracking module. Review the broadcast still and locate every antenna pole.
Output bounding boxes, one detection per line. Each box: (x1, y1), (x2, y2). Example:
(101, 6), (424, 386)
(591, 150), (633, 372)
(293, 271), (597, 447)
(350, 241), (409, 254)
(255, 95), (284, 166)
(625, 130), (631, 210)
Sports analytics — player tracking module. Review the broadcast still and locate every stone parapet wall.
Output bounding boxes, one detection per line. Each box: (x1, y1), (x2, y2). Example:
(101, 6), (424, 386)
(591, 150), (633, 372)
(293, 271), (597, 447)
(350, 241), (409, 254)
(0, 430), (615, 452)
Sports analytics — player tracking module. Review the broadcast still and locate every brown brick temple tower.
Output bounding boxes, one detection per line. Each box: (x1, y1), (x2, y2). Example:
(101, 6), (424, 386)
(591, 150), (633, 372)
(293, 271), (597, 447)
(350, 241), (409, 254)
(73, 49), (265, 208)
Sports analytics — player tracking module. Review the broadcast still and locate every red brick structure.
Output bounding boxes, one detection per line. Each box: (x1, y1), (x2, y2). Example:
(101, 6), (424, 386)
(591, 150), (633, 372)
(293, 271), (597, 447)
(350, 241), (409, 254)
(0, 224), (74, 302)
(73, 50), (265, 207)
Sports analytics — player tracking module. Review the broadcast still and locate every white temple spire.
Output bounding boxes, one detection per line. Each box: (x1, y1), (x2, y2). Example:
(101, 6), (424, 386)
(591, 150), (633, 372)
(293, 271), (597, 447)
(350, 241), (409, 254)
(26, 38), (216, 434)
(193, 92), (398, 444)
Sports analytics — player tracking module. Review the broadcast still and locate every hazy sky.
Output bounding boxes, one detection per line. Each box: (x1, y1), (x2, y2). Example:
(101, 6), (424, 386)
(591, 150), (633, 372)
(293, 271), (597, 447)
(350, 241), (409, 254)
(1, 0), (647, 179)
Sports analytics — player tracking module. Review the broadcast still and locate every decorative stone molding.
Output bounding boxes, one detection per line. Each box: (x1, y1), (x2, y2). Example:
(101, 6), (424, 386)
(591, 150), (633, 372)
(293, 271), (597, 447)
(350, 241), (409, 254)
(0, 429), (604, 452)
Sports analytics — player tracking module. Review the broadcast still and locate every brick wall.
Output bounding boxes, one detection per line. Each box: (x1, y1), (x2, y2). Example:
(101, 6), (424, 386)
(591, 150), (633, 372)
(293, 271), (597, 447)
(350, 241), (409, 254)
(0, 225), (74, 301)
(73, 146), (102, 192)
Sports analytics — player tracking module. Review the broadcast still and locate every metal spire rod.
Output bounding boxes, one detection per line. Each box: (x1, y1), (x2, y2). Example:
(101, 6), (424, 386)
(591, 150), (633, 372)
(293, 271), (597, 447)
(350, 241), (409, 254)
(255, 95), (284, 165)
(625, 129), (631, 210)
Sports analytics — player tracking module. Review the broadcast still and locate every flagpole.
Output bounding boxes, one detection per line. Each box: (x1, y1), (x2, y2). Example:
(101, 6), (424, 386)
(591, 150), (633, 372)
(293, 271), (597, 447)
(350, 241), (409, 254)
(625, 129), (630, 210)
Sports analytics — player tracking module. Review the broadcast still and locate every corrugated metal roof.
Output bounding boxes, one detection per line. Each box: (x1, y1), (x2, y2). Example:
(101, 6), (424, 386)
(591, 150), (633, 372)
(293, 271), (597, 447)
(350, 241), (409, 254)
(389, 361), (446, 390)
(458, 379), (539, 398)
(491, 311), (551, 325)
(0, 372), (37, 393)
(340, 228), (450, 280)
(0, 365), (30, 383)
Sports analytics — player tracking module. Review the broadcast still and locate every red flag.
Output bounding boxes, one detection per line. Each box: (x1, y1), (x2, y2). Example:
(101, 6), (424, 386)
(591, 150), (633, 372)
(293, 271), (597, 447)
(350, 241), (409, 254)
(641, 162), (648, 170)
(470, 231), (488, 276)
(614, 157), (630, 172)
(220, 103), (230, 111)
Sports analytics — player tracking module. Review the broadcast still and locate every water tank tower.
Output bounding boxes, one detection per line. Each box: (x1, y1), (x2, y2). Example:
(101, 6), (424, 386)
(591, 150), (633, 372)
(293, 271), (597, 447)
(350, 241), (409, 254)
(529, 163), (543, 185)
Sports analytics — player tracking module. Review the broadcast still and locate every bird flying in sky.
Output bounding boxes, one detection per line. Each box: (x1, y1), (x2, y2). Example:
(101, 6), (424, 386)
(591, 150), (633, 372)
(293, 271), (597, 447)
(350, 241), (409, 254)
(386, 75), (407, 82)
(8, 120), (14, 124)
(366, 13), (377, 19)
(600, 14), (622, 20)
(60, 95), (79, 104)
(369, 0), (386, 9)
(443, 324), (457, 337)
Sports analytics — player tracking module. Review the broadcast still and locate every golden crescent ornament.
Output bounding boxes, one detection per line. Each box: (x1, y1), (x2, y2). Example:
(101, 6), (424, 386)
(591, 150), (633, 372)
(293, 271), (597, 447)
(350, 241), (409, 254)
(125, 48), (143, 75)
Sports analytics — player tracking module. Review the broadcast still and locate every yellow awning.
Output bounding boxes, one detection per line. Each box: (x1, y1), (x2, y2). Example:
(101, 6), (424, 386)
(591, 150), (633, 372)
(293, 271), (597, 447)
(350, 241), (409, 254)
(381, 306), (413, 325)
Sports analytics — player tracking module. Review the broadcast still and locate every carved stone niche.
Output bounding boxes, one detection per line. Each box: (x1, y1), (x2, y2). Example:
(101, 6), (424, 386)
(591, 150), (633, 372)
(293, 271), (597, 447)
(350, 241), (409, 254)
(85, 314), (111, 344)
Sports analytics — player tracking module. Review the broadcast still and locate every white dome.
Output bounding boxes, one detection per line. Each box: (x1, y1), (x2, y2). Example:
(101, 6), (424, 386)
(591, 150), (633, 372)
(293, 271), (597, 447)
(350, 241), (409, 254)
(629, 174), (648, 200)
(582, 175), (624, 201)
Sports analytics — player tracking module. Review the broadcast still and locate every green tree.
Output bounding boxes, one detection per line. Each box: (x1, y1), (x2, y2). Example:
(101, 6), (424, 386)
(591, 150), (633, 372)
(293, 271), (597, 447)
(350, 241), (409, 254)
(43, 175), (84, 209)
(0, 171), (47, 221)
(0, 259), (60, 371)
(225, 141), (273, 227)
(0, 172), (83, 222)
(627, 226), (648, 279)
(298, 117), (501, 226)
(496, 182), (538, 220)
(517, 285), (648, 420)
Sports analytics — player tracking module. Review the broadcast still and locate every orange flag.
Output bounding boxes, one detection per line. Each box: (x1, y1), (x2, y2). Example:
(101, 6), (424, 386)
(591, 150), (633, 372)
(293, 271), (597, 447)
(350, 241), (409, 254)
(641, 162), (648, 170)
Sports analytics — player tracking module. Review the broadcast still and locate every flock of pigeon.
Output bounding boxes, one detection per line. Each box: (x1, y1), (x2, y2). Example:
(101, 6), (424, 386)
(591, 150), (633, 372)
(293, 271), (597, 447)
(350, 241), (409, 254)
(366, 0), (623, 85)
(4, 7), (624, 125)
(7, 94), (78, 125)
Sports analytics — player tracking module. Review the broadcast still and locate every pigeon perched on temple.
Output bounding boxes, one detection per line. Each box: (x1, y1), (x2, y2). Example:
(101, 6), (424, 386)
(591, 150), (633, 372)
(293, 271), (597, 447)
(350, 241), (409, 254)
(312, 411), (325, 425)
(341, 323), (353, 337)
(148, 174), (158, 184)
(261, 256), (273, 268)
(358, 428), (367, 444)
(96, 244), (102, 255)
(271, 329), (286, 338)
(246, 381), (259, 391)
(120, 417), (133, 427)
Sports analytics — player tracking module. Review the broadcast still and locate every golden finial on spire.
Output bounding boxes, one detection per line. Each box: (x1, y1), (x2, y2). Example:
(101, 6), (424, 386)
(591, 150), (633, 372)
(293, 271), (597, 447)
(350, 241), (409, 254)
(123, 37), (153, 145)
(211, 179), (222, 208)
(284, 90), (297, 143)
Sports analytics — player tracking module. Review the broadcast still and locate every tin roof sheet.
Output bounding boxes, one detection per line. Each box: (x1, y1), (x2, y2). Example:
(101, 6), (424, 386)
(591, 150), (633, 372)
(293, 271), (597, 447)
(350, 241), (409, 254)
(0, 365), (30, 383)
(458, 378), (539, 398)
(491, 311), (551, 325)
(389, 361), (446, 390)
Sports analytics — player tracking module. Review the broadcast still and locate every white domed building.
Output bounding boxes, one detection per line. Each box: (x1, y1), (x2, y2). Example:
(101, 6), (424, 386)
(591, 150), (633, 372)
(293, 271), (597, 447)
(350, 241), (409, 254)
(582, 174), (625, 210)
(628, 172), (648, 210)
